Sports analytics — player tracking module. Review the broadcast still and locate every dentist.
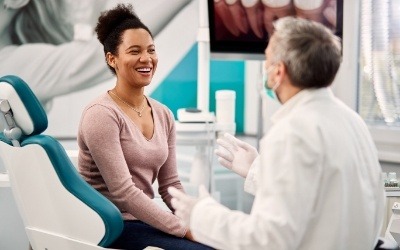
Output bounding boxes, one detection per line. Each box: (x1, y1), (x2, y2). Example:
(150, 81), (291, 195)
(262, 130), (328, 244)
(169, 16), (384, 250)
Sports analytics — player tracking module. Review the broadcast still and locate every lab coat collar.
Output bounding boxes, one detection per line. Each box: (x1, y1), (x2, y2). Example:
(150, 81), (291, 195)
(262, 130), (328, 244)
(271, 87), (334, 124)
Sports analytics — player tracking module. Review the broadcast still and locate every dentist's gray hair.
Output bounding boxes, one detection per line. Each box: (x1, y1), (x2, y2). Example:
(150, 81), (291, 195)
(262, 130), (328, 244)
(269, 16), (342, 88)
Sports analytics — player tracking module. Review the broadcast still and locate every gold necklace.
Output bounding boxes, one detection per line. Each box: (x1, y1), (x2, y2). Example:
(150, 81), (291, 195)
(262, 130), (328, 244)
(109, 91), (146, 117)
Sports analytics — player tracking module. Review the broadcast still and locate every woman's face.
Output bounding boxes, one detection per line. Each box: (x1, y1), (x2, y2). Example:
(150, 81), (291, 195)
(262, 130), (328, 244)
(113, 28), (158, 88)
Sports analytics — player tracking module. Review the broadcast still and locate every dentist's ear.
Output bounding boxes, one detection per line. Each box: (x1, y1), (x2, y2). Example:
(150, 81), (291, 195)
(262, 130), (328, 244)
(4, 0), (30, 9)
(276, 61), (287, 77)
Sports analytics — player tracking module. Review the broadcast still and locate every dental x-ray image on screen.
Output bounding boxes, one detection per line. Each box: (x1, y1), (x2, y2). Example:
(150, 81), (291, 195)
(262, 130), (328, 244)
(208, 0), (343, 60)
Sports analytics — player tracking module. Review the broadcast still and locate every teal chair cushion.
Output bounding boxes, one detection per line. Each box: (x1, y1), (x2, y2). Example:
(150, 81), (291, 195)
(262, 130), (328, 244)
(21, 135), (124, 247)
(0, 75), (47, 135)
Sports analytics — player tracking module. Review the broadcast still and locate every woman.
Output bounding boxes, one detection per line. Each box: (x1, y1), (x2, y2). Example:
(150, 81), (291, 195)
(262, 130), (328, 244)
(78, 4), (213, 250)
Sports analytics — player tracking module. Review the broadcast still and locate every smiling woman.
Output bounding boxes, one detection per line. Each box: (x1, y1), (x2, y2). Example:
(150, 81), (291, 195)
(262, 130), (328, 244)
(107, 28), (158, 89)
(77, 3), (213, 250)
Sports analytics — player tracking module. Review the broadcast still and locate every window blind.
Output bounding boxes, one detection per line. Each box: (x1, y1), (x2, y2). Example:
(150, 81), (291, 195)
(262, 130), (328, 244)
(359, 0), (400, 126)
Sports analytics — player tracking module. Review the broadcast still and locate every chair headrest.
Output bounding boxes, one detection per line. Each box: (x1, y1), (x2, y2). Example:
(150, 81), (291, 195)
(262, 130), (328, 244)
(0, 75), (48, 136)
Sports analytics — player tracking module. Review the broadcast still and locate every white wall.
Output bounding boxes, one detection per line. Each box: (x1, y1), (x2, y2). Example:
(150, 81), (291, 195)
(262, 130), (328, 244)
(330, 0), (360, 110)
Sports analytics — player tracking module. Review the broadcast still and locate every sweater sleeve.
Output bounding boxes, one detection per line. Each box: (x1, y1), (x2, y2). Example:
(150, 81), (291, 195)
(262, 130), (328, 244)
(157, 109), (185, 211)
(79, 104), (187, 237)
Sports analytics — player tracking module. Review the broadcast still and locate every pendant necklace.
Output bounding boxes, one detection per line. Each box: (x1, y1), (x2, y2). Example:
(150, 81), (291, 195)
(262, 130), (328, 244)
(109, 91), (146, 117)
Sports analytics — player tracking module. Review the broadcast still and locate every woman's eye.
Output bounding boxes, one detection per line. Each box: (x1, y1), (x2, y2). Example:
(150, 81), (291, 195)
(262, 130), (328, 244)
(130, 50), (140, 55)
(149, 48), (156, 54)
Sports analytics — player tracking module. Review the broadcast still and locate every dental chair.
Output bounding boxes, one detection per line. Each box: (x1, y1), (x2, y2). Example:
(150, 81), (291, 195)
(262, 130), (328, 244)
(375, 237), (400, 250)
(0, 75), (123, 250)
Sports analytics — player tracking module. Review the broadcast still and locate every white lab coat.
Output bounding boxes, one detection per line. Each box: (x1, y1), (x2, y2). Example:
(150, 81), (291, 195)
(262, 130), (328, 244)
(191, 88), (385, 250)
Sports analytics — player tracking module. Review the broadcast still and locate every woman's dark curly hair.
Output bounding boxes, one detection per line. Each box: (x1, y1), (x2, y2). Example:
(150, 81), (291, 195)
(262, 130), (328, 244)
(95, 4), (153, 75)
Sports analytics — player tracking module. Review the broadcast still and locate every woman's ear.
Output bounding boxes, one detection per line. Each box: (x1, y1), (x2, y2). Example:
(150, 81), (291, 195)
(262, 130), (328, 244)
(4, 0), (30, 9)
(106, 53), (115, 68)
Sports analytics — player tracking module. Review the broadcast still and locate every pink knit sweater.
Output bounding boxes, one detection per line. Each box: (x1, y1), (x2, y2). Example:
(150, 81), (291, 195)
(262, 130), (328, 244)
(78, 93), (186, 237)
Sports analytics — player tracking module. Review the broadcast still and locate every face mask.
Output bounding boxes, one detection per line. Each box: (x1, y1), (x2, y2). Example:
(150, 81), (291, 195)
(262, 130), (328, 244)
(263, 67), (281, 101)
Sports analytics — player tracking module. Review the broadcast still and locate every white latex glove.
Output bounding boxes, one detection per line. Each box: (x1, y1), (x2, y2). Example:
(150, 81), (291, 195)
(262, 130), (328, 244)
(215, 133), (259, 178)
(168, 185), (210, 227)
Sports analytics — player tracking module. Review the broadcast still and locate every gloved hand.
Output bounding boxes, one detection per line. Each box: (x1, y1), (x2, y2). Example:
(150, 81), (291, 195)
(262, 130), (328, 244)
(168, 185), (210, 227)
(215, 133), (259, 178)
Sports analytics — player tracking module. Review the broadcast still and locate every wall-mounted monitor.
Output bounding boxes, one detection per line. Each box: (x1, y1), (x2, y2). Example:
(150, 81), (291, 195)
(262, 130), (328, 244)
(208, 0), (343, 60)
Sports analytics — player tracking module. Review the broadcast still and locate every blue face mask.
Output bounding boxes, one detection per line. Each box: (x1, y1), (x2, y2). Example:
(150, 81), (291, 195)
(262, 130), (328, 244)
(263, 73), (277, 100)
(263, 67), (281, 101)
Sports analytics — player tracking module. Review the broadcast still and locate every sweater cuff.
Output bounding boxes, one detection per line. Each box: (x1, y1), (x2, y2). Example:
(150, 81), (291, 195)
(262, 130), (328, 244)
(181, 226), (189, 238)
